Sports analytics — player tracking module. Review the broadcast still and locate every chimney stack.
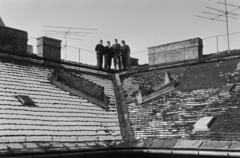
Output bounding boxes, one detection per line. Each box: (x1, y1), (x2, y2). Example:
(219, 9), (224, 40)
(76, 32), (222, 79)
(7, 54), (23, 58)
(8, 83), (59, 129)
(27, 45), (33, 54)
(0, 26), (28, 54)
(37, 36), (62, 60)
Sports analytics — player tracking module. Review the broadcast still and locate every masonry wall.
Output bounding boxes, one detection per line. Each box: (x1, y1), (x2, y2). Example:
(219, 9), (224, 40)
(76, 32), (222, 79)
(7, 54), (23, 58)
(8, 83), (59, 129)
(0, 26), (28, 54)
(37, 36), (62, 60)
(148, 38), (203, 65)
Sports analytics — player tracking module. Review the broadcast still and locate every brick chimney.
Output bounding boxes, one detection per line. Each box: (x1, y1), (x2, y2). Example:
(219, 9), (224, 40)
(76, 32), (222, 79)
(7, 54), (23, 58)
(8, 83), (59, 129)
(27, 45), (33, 54)
(0, 26), (28, 54)
(37, 36), (62, 60)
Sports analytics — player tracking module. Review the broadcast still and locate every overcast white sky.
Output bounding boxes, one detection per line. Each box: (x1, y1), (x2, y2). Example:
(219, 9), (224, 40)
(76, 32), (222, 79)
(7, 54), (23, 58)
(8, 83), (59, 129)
(1, 0), (240, 65)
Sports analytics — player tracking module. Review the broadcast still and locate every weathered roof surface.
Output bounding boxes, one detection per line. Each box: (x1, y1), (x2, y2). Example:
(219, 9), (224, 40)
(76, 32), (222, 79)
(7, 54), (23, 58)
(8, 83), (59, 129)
(2, 47), (240, 156)
(122, 57), (240, 140)
(0, 57), (121, 153)
(196, 107), (240, 140)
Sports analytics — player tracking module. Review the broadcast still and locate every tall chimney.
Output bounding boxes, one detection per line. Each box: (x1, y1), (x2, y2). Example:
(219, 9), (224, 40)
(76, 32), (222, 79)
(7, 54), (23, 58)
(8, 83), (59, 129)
(37, 36), (62, 60)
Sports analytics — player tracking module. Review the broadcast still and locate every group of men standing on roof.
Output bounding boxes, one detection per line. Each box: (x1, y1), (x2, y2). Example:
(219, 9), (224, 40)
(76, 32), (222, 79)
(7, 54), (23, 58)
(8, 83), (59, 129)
(95, 39), (130, 71)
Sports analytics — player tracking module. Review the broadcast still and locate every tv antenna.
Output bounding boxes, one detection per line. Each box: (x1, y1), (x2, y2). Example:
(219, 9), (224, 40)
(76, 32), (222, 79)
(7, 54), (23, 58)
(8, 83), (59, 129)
(42, 26), (97, 60)
(197, 0), (240, 53)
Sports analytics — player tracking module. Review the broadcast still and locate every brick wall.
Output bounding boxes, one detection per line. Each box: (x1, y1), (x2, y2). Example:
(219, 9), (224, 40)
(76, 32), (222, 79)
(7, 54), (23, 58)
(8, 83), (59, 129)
(37, 36), (62, 60)
(148, 38), (203, 65)
(0, 26), (28, 54)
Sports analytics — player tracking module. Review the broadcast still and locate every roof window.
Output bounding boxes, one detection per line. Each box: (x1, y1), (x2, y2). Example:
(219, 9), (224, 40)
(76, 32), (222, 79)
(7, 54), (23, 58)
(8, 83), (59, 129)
(193, 116), (216, 133)
(15, 95), (36, 107)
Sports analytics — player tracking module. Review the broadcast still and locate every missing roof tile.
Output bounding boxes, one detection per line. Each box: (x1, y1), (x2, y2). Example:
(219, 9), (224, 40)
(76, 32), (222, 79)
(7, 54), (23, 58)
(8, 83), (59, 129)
(15, 95), (36, 107)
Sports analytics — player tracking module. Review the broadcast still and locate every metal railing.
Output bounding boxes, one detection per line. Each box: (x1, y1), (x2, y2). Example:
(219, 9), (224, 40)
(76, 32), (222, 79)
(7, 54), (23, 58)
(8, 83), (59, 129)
(123, 49), (240, 76)
(28, 31), (240, 68)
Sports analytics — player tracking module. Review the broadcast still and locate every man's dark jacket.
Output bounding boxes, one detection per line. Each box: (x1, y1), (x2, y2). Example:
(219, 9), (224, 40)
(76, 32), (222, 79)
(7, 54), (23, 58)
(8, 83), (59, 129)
(112, 43), (121, 55)
(120, 45), (130, 55)
(104, 46), (114, 57)
(95, 44), (104, 54)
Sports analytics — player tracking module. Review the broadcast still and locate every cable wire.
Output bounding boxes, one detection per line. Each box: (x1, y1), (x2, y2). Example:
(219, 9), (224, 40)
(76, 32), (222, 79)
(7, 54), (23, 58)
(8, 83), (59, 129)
(131, 50), (148, 54)
(61, 44), (96, 53)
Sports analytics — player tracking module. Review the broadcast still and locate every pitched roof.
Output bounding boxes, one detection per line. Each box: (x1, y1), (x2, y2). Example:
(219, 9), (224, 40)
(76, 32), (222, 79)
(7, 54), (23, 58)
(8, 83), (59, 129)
(196, 107), (240, 140)
(0, 16), (5, 27)
(2, 44), (240, 156)
(122, 56), (240, 140)
(0, 56), (121, 153)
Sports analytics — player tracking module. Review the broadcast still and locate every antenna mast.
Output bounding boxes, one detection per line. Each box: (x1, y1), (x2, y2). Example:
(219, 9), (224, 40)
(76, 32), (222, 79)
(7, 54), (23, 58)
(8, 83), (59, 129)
(197, 0), (240, 53)
(224, 0), (230, 52)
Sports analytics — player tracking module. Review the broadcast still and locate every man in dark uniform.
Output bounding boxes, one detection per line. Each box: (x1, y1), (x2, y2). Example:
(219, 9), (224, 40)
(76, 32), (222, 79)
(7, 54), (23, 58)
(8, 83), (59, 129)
(120, 40), (130, 70)
(95, 40), (104, 69)
(104, 41), (113, 70)
(112, 39), (121, 70)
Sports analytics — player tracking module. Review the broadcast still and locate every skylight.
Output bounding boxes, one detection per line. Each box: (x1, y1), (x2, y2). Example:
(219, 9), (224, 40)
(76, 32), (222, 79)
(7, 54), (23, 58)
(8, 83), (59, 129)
(15, 95), (36, 107)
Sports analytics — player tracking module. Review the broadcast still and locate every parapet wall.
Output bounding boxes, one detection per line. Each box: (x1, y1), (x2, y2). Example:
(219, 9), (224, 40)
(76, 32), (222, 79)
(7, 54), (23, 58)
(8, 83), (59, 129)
(0, 26), (28, 54)
(148, 38), (203, 65)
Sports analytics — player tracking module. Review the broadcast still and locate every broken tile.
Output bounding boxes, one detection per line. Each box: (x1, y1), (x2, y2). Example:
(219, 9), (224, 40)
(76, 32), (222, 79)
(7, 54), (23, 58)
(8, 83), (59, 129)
(131, 139), (145, 147)
(229, 141), (240, 150)
(173, 139), (203, 149)
(219, 84), (234, 96)
(150, 139), (177, 148)
(143, 138), (156, 147)
(200, 140), (231, 150)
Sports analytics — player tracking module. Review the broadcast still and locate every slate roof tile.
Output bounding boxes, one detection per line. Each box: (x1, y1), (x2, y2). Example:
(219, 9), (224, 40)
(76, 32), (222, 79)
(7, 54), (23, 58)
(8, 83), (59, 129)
(123, 58), (240, 140)
(0, 59), (121, 151)
(143, 138), (156, 147)
(200, 140), (232, 150)
(173, 139), (203, 149)
(229, 141), (240, 150)
(150, 139), (178, 148)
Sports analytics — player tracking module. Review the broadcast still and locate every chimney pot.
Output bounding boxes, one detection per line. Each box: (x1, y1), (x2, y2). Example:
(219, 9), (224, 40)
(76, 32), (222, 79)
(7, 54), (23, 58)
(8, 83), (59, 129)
(27, 45), (33, 54)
